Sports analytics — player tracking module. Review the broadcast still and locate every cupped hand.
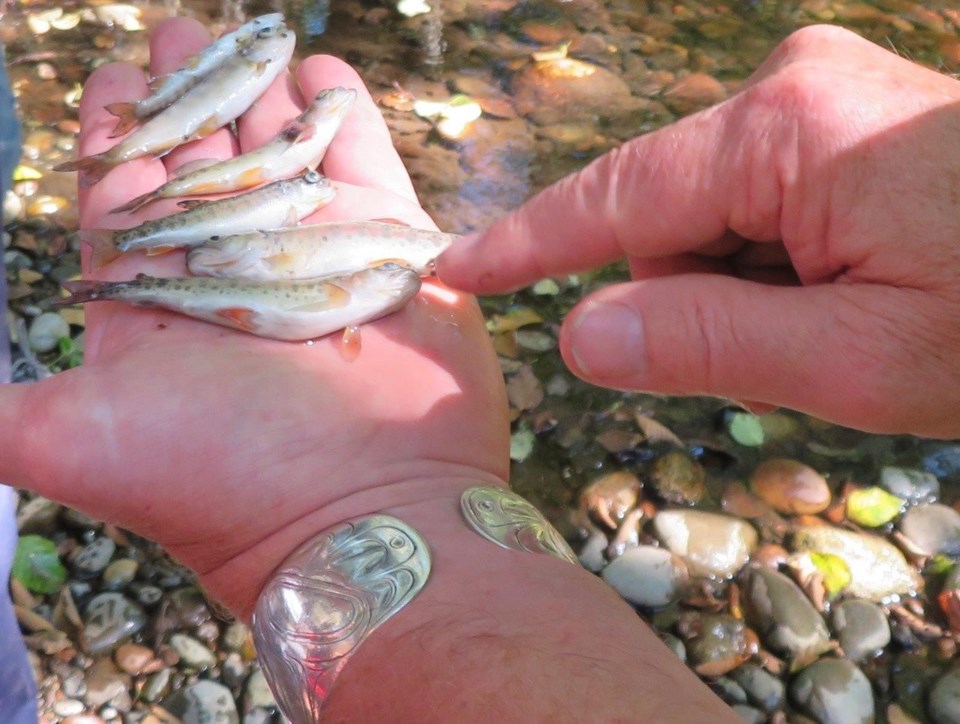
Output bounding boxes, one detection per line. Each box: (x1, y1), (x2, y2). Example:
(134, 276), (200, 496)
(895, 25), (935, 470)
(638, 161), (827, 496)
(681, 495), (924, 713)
(439, 25), (960, 439)
(0, 18), (508, 618)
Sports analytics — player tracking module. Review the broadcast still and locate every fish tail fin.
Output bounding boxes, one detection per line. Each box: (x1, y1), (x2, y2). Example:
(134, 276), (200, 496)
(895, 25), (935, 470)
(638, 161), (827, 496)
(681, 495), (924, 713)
(54, 279), (114, 307)
(76, 229), (122, 270)
(104, 102), (140, 137)
(53, 153), (114, 188)
(109, 189), (157, 214)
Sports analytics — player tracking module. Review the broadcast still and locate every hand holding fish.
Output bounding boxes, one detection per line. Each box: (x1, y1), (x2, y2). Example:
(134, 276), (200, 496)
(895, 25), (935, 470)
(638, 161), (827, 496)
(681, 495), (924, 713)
(0, 16), (734, 722)
(4, 16), (510, 621)
(438, 25), (960, 440)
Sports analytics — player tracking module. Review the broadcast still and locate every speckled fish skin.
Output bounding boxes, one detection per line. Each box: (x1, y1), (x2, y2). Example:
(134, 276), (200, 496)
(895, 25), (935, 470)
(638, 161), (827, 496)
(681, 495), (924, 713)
(83, 171), (335, 266)
(57, 264), (422, 341)
(187, 221), (460, 280)
(107, 14), (286, 133)
(54, 21), (296, 186)
(110, 87), (357, 214)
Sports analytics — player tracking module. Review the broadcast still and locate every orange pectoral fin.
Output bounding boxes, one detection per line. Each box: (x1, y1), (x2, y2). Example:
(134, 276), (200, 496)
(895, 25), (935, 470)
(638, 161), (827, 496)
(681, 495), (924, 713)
(216, 307), (257, 331)
(237, 166), (266, 188)
(145, 245), (178, 256)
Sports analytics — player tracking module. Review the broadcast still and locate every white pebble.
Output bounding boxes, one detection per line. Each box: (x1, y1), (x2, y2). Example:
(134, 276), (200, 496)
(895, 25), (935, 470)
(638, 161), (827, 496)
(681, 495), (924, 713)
(28, 312), (70, 353)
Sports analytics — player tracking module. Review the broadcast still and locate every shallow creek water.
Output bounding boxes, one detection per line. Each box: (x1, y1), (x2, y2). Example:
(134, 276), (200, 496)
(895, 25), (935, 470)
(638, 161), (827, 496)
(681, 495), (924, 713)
(6, 0), (960, 721)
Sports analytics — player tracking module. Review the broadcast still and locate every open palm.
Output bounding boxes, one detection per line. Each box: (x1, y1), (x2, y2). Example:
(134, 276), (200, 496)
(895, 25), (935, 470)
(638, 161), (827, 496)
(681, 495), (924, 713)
(1, 18), (508, 618)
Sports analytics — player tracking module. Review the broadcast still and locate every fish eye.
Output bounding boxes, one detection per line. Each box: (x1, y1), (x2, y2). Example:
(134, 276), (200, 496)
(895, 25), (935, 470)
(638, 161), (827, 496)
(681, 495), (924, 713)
(304, 171), (321, 183)
(210, 235), (221, 241)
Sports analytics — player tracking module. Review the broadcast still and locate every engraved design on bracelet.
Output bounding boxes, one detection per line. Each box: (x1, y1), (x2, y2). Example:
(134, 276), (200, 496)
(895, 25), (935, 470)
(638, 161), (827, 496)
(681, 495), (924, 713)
(460, 486), (578, 565)
(252, 514), (431, 722)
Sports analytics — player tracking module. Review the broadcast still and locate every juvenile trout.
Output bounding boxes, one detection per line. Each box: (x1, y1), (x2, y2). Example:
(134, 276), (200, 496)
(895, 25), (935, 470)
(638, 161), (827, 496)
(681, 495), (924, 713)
(55, 20), (295, 186)
(81, 171), (335, 268)
(105, 13), (285, 137)
(56, 264), (422, 341)
(187, 220), (459, 280)
(111, 87), (356, 214)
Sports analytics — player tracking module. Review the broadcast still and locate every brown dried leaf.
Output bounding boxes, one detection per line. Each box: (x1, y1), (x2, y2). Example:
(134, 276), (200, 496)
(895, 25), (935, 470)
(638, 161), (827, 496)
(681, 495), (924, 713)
(634, 412), (684, 447)
(506, 365), (544, 411)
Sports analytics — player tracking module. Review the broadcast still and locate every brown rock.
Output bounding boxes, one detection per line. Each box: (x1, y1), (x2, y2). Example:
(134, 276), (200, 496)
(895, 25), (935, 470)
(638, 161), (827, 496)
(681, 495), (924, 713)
(115, 643), (155, 675)
(750, 458), (831, 515)
(662, 73), (727, 115)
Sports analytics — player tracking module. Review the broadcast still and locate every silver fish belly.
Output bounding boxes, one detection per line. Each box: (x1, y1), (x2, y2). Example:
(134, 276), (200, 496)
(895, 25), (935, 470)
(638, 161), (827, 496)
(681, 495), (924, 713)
(110, 87), (356, 214)
(57, 264), (422, 341)
(106, 13), (286, 136)
(55, 21), (296, 185)
(82, 171), (335, 267)
(187, 221), (459, 280)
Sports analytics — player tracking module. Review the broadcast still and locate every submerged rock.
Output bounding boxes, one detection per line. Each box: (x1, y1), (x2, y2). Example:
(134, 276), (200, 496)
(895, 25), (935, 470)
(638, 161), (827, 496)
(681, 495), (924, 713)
(680, 613), (759, 677)
(653, 510), (757, 579)
(750, 458), (831, 515)
(879, 467), (939, 504)
(649, 450), (707, 505)
(831, 600), (890, 663)
(898, 504), (960, 557)
(790, 658), (875, 724)
(730, 663), (785, 712)
(741, 565), (832, 668)
(601, 545), (688, 609)
(929, 666), (960, 724)
(791, 526), (921, 602)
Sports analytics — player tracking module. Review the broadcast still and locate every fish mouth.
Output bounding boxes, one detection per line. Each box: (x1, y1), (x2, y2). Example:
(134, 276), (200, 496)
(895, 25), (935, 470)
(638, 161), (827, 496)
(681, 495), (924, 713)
(307, 88), (358, 118)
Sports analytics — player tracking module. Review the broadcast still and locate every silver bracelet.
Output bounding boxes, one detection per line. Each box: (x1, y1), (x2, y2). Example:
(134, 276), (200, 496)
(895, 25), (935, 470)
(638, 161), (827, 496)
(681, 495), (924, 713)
(252, 514), (431, 722)
(460, 486), (579, 565)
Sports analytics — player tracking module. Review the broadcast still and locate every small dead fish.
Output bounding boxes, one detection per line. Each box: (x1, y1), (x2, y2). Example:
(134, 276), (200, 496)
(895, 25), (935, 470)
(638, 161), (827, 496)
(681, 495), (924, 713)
(187, 220), (459, 280)
(111, 87), (356, 213)
(54, 21), (295, 187)
(105, 14), (285, 137)
(81, 171), (334, 268)
(55, 264), (422, 341)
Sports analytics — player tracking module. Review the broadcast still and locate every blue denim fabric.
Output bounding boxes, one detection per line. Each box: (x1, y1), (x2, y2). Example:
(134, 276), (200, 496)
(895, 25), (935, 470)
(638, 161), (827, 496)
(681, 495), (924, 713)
(1, 49), (39, 724)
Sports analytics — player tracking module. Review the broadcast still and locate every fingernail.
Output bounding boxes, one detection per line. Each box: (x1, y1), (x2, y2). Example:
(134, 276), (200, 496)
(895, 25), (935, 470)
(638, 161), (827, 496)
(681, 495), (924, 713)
(569, 301), (644, 382)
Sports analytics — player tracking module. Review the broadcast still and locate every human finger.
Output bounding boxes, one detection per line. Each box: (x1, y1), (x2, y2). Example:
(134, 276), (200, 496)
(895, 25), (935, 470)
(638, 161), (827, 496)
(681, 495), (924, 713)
(433, 99), (777, 293)
(297, 56), (418, 202)
(558, 276), (958, 437)
(235, 69), (304, 152)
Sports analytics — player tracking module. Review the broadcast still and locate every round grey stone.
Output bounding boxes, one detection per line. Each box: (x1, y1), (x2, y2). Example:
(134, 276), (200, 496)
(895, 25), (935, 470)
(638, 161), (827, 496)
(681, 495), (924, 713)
(730, 663), (785, 712)
(879, 467), (939, 504)
(163, 680), (239, 724)
(899, 504), (960, 557)
(72, 537), (116, 577)
(81, 593), (147, 654)
(169, 634), (217, 670)
(578, 530), (608, 573)
(930, 666), (960, 724)
(790, 658), (875, 724)
(601, 545), (688, 608)
(741, 565), (831, 666)
(731, 704), (765, 724)
(831, 600), (890, 663)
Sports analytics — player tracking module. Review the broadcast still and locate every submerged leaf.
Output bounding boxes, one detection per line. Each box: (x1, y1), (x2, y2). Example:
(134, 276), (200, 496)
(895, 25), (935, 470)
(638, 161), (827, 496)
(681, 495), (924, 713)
(727, 412), (765, 447)
(510, 425), (536, 462)
(13, 535), (66, 594)
(487, 307), (543, 333)
(809, 551), (852, 600)
(846, 486), (903, 527)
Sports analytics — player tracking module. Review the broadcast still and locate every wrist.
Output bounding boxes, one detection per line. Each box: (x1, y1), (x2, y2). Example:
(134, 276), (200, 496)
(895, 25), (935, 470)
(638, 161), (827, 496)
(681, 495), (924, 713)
(196, 470), (506, 620)
(239, 482), (730, 721)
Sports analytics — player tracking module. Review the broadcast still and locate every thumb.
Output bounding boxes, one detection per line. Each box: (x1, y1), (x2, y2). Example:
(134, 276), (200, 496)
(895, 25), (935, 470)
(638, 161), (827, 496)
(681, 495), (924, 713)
(559, 276), (953, 437)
